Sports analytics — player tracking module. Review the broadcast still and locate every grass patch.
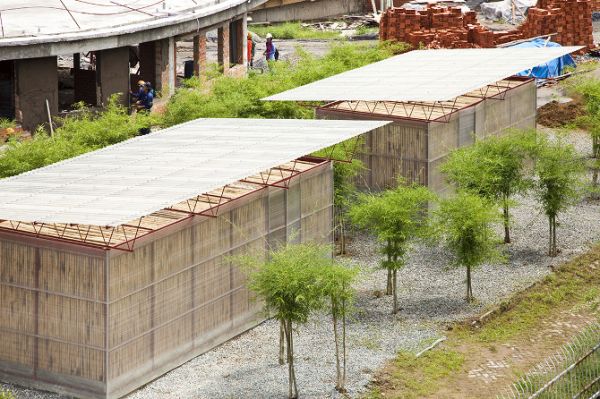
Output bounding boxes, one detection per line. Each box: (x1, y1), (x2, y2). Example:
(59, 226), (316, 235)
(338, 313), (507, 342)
(0, 118), (16, 130)
(456, 245), (600, 343)
(250, 22), (342, 40)
(374, 349), (464, 399)
(367, 244), (600, 398)
(355, 26), (379, 36)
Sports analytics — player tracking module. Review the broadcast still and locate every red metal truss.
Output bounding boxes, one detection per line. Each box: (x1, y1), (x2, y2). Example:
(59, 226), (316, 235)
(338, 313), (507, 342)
(0, 158), (329, 252)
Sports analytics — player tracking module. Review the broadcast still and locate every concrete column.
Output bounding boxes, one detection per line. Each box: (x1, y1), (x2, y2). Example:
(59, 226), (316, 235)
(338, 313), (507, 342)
(15, 57), (58, 132)
(241, 14), (248, 68)
(154, 37), (176, 98)
(96, 47), (130, 107)
(217, 24), (230, 73)
(73, 53), (80, 70)
(193, 33), (207, 78)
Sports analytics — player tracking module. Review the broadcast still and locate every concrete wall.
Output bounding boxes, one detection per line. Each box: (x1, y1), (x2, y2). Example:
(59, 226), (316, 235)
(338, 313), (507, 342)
(249, 0), (365, 23)
(96, 47), (130, 106)
(15, 57), (58, 132)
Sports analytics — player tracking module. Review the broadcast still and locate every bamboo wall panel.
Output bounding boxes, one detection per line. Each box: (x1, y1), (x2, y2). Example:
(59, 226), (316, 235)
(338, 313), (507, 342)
(38, 339), (104, 381)
(39, 249), (105, 301)
(0, 286), (34, 333)
(0, 240), (36, 287)
(109, 287), (152, 348)
(109, 244), (153, 300)
(193, 258), (231, 309)
(368, 156), (428, 189)
(301, 168), (333, 216)
(192, 215), (231, 264)
(108, 334), (152, 381)
(230, 197), (267, 248)
(483, 96), (512, 135)
(153, 269), (193, 327)
(287, 184), (301, 224)
(38, 293), (104, 347)
(428, 117), (459, 160)
(153, 228), (193, 282)
(192, 294), (231, 337)
(0, 330), (34, 366)
(153, 314), (193, 362)
(269, 190), (286, 230)
(301, 208), (332, 244)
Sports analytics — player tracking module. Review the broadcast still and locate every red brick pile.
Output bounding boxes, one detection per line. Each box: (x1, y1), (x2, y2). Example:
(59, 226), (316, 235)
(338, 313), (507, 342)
(380, 0), (595, 51)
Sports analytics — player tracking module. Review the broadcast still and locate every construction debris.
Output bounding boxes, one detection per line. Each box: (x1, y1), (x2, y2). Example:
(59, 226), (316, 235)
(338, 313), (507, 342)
(380, 0), (596, 51)
(300, 14), (379, 32)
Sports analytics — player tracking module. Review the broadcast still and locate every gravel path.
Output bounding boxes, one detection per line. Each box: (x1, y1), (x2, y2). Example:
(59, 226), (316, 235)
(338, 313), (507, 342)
(3, 131), (600, 399)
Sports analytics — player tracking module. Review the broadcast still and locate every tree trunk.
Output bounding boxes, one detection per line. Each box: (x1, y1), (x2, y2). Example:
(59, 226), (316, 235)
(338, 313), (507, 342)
(392, 268), (399, 314)
(279, 320), (286, 365)
(340, 217), (346, 255)
(548, 215), (553, 257)
(284, 319), (298, 399)
(385, 240), (392, 295)
(341, 298), (347, 392)
(466, 264), (473, 302)
(332, 301), (341, 391)
(503, 194), (511, 244)
(551, 214), (557, 257)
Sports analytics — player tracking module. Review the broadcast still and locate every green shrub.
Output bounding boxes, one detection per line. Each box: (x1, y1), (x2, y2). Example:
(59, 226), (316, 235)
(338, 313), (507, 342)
(250, 21), (341, 40)
(0, 389), (15, 399)
(0, 96), (156, 178)
(163, 41), (408, 126)
(0, 118), (16, 130)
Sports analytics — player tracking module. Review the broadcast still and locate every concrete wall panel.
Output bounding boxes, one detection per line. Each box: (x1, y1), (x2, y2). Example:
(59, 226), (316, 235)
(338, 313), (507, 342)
(15, 57), (58, 131)
(97, 47), (130, 106)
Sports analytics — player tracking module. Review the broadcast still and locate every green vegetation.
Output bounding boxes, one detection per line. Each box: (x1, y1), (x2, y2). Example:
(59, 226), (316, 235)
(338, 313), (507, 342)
(163, 41), (408, 126)
(441, 130), (537, 243)
(435, 192), (503, 303)
(570, 77), (600, 195)
(366, 350), (465, 399)
(250, 22), (341, 40)
(0, 389), (15, 399)
(355, 25), (379, 36)
(235, 242), (358, 398)
(533, 136), (584, 257)
(467, 244), (600, 343)
(0, 118), (16, 130)
(367, 244), (600, 398)
(349, 182), (435, 313)
(0, 97), (155, 178)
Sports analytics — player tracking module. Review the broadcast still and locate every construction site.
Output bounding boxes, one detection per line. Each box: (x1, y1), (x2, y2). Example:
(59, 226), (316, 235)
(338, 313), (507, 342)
(0, 1), (599, 399)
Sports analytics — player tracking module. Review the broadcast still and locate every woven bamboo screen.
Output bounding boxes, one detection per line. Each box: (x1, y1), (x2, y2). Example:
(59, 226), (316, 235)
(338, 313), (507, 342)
(0, 162), (334, 399)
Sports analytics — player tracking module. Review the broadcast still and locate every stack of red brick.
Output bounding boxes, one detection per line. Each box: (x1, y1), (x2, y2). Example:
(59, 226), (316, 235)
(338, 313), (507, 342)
(380, 0), (595, 51)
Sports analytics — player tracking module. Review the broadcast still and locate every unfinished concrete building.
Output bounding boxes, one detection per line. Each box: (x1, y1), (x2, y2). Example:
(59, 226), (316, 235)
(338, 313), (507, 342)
(0, 0), (260, 132)
(265, 47), (580, 196)
(0, 118), (387, 398)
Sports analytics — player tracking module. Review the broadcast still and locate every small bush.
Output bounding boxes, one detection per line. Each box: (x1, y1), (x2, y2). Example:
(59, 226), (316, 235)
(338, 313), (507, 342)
(0, 389), (15, 399)
(0, 118), (16, 130)
(250, 22), (341, 40)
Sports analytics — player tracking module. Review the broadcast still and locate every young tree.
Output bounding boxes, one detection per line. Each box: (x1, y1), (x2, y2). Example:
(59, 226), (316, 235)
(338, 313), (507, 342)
(315, 138), (364, 255)
(349, 183), (434, 313)
(235, 243), (330, 399)
(533, 137), (584, 257)
(441, 130), (536, 244)
(321, 263), (358, 392)
(435, 192), (502, 302)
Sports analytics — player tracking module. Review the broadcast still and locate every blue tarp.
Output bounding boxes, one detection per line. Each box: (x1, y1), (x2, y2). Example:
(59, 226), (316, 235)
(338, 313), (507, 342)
(511, 38), (576, 79)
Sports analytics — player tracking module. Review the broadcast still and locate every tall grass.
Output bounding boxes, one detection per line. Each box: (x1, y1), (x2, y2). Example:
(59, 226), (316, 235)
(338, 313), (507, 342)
(0, 97), (156, 178)
(162, 41), (408, 126)
(250, 22), (341, 40)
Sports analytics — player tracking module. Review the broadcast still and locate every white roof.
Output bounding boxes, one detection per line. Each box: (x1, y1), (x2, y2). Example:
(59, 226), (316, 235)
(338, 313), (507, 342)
(0, 118), (388, 227)
(0, 0), (249, 43)
(264, 47), (582, 102)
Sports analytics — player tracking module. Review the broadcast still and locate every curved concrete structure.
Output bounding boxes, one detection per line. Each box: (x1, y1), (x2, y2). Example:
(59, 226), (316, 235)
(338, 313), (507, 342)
(0, 0), (260, 130)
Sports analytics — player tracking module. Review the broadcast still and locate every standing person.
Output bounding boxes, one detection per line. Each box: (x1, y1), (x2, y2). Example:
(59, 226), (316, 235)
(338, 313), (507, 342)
(247, 32), (255, 67)
(264, 33), (277, 62)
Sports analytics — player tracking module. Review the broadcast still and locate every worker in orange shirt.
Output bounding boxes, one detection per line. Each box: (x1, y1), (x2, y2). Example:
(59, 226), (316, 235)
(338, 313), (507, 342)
(247, 32), (255, 67)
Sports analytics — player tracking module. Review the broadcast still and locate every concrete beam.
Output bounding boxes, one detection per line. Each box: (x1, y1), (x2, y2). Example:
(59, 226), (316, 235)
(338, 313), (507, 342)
(0, 1), (267, 62)
(96, 47), (130, 107)
(249, 0), (364, 23)
(15, 57), (58, 132)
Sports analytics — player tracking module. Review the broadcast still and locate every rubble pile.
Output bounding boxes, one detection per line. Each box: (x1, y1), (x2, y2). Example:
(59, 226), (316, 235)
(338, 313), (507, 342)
(380, 0), (595, 51)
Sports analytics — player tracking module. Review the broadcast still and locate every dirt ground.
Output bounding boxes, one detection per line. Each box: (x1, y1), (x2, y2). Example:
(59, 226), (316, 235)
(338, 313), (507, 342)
(537, 99), (587, 127)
